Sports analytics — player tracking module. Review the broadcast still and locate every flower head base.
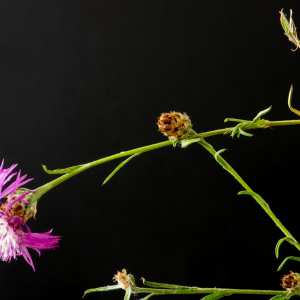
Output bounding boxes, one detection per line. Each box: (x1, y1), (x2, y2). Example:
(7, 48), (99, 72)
(114, 269), (132, 290)
(0, 160), (60, 270)
(281, 271), (300, 292)
(1, 188), (36, 222)
(157, 112), (192, 141)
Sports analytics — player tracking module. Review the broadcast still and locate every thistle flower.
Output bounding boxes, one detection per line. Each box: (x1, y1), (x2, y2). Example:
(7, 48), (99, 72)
(279, 9), (300, 51)
(281, 271), (300, 292)
(0, 160), (60, 270)
(157, 112), (192, 141)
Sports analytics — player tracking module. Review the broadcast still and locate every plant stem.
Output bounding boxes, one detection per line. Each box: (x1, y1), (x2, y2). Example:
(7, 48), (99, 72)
(29, 117), (300, 213)
(132, 286), (287, 296)
(191, 130), (300, 251)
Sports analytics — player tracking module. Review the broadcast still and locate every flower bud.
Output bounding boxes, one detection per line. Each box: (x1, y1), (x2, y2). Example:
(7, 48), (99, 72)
(157, 112), (192, 140)
(281, 271), (300, 292)
(114, 269), (132, 290)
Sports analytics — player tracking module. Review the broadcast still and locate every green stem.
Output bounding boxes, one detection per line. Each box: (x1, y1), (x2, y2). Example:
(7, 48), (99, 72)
(132, 286), (287, 296)
(28, 118), (300, 213)
(191, 129), (300, 251)
(267, 120), (300, 127)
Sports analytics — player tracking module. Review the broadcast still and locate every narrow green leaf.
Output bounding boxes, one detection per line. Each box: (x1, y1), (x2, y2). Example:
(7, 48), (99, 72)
(223, 129), (232, 135)
(42, 164), (82, 174)
(277, 256), (300, 271)
(238, 190), (260, 198)
(181, 138), (201, 148)
(275, 237), (295, 258)
(224, 118), (248, 123)
(252, 106), (272, 122)
(139, 294), (155, 300)
(269, 296), (287, 300)
(202, 291), (232, 300)
(102, 153), (140, 185)
(214, 149), (227, 160)
(124, 288), (132, 300)
(239, 128), (253, 137)
(286, 291), (300, 299)
(83, 285), (121, 297)
(230, 125), (240, 137)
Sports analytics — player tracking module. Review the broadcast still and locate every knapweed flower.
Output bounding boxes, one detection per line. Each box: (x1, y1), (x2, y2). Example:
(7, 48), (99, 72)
(0, 160), (60, 270)
(157, 112), (192, 141)
(281, 271), (300, 292)
(114, 269), (132, 290)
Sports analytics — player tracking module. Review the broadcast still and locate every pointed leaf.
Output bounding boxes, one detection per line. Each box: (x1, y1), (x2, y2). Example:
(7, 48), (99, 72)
(286, 291), (300, 299)
(287, 85), (300, 117)
(275, 237), (295, 258)
(102, 153), (140, 185)
(181, 138), (201, 148)
(202, 291), (232, 300)
(83, 285), (121, 297)
(252, 106), (272, 122)
(238, 190), (260, 198)
(239, 128), (253, 137)
(214, 149), (227, 160)
(223, 129), (233, 135)
(269, 296), (287, 300)
(124, 288), (132, 300)
(224, 118), (248, 123)
(277, 256), (300, 271)
(42, 164), (83, 174)
(230, 125), (240, 137)
(140, 294), (155, 300)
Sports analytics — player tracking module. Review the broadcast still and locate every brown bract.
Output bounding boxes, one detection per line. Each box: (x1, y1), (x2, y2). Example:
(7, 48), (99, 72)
(157, 112), (192, 141)
(114, 269), (132, 290)
(281, 271), (300, 292)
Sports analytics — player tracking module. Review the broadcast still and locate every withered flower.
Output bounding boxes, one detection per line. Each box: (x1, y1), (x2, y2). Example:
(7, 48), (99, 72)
(114, 269), (132, 290)
(280, 9), (300, 51)
(281, 271), (300, 292)
(157, 112), (192, 141)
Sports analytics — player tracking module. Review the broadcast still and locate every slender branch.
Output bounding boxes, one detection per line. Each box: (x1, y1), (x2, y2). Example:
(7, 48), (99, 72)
(191, 130), (300, 252)
(28, 117), (300, 212)
(132, 286), (287, 296)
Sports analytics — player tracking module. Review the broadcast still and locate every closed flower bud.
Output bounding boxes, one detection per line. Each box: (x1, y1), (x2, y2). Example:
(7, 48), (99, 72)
(157, 112), (192, 140)
(281, 271), (300, 292)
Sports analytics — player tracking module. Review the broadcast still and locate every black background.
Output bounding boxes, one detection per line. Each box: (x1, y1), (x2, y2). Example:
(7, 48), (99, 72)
(1, 1), (300, 299)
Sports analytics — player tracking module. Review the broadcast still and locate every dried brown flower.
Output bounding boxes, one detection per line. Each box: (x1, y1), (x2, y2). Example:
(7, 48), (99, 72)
(281, 271), (300, 292)
(157, 112), (192, 141)
(114, 269), (132, 290)
(280, 9), (300, 51)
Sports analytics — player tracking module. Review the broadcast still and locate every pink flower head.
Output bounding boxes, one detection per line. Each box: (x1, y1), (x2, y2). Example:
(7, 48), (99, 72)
(0, 160), (60, 270)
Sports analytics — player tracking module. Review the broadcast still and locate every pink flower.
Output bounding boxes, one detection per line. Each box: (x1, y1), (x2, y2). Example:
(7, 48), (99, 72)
(0, 160), (60, 270)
